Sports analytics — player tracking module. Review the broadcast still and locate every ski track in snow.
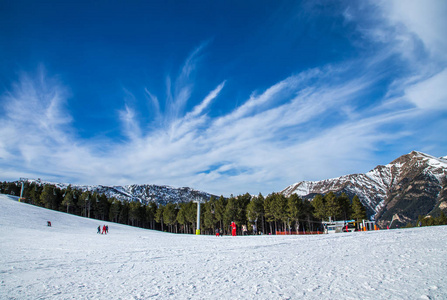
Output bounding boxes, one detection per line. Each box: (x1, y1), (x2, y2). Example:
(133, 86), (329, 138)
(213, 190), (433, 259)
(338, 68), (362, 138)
(0, 194), (446, 300)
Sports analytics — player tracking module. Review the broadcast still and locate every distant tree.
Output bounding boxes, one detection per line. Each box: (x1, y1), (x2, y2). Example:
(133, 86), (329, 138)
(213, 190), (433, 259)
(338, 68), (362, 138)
(436, 211), (447, 225)
(185, 202), (197, 233)
(247, 193), (265, 233)
(264, 194), (275, 234)
(351, 195), (366, 221)
(287, 194), (303, 233)
(155, 204), (165, 231)
(78, 191), (91, 218)
(302, 199), (315, 232)
(163, 203), (178, 233)
(62, 188), (75, 213)
(273, 193), (288, 232)
(203, 198), (217, 234)
(263, 193), (287, 233)
(214, 196), (227, 232)
(176, 203), (188, 233)
(236, 193), (251, 227)
(146, 202), (157, 229)
(109, 198), (121, 222)
(29, 184), (42, 206)
(312, 194), (326, 220)
(325, 192), (341, 221)
(6, 182), (20, 197)
(97, 194), (110, 221)
(129, 201), (142, 226)
(119, 201), (129, 224)
(224, 196), (239, 230)
(40, 185), (58, 210)
(337, 193), (352, 220)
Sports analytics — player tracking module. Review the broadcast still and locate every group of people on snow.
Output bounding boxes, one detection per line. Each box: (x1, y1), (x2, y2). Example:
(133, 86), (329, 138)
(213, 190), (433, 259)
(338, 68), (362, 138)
(214, 221), (257, 236)
(97, 225), (109, 234)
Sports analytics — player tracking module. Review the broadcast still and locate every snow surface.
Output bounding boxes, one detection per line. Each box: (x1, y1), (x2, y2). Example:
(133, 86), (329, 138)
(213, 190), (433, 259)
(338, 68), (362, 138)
(1, 194), (446, 300)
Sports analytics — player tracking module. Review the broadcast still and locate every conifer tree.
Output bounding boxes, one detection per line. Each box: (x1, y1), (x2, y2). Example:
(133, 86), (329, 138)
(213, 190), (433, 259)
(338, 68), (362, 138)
(163, 203), (178, 233)
(214, 196), (227, 232)
(264, 194), (275, 234)
(302, 198), (314, 232)
(62, 189), (74, 213)
(224, 196), (239, 230)
(109, 198), (121, 222)
(97, 194), (110, 221)
(155, 204), (165, 231)
(247, 193), (265, 233)
(312, 194), (326, 220)
(337, 193), (351, 220)
(176, 203), (188, 233)
(40, 185), (58, 210)
(236, 193), (251, 227)
(203, 199), (217, 234)
(29, 183), (42, 205)
(78, 191), (91, 218)
(351, 195), (366, 221)
(287, 194), (303, 232)
(325, 192), (341, 221)
(119, 201), (129, 224)
(146, 202), (157, 229)
(129, 201), (142, 226)
(185, 202), (197, 233)
(436, 211), (447, 225)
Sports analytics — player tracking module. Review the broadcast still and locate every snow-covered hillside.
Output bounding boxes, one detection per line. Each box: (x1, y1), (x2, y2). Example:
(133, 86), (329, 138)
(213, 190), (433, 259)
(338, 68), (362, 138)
(1, 194), (446, 299)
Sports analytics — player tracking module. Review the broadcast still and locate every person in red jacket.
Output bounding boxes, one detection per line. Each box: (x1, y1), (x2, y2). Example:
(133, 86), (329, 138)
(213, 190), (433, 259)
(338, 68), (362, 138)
(102, 225), (107, 234)
(231, 221), (237, 236)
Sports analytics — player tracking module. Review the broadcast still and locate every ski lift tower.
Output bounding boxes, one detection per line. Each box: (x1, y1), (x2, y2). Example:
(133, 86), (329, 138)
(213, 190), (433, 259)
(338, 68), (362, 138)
(194, 197), (202, 235)
(19, 178), (28, 202)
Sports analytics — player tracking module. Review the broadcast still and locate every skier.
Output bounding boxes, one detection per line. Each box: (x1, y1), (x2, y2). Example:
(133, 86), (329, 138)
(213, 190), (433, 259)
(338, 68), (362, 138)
(252, 224), (257, 235)
(215, 228), (220, 237)
(97, 226), (101, 234)
(102, 225), (106, 234)
(242, 224), (247, 236)
(106, 225), (109, 234)
(231, 221), (237, 236)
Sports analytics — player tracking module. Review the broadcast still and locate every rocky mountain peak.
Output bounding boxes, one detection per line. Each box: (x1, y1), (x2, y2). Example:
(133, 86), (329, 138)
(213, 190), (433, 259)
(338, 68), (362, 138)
(281, 151), (447, 227)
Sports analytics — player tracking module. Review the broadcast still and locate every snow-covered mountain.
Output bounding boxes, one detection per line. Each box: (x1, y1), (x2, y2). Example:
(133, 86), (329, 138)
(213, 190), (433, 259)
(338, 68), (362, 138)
(281, 151), (447, 227)
(25, 179), (215, 205)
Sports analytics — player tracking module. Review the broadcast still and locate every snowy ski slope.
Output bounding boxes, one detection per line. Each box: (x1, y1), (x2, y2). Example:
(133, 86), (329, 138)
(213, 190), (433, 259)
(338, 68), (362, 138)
(0, 194), (446, 299)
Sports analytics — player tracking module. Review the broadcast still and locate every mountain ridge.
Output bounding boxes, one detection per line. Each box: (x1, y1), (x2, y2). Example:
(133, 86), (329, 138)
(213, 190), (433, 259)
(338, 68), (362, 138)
(281, 151), (447, 227)
(22, 179), (216, 205)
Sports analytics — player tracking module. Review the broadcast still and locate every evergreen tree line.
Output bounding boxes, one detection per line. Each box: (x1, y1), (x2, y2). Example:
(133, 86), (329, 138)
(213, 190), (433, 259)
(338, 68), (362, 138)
(1, 181), (370, 234)
(404, 212), (447, 228)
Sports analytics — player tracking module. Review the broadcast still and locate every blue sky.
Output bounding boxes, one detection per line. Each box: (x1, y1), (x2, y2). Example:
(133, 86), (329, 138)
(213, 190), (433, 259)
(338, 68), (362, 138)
(1, 0), (446, 196)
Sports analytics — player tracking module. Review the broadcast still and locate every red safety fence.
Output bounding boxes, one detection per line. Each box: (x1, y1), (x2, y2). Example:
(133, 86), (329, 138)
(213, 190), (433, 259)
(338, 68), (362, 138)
(275, 231), (323, 235)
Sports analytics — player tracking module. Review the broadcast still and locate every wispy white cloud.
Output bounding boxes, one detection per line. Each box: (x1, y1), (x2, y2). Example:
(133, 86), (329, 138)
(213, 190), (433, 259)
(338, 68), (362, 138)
(356, 0), (447, 112)
(0, 55), (438, 195)
(404, 69), (447, 110)
(189, 81), (226, 118)
(0, 2), (445, 195)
